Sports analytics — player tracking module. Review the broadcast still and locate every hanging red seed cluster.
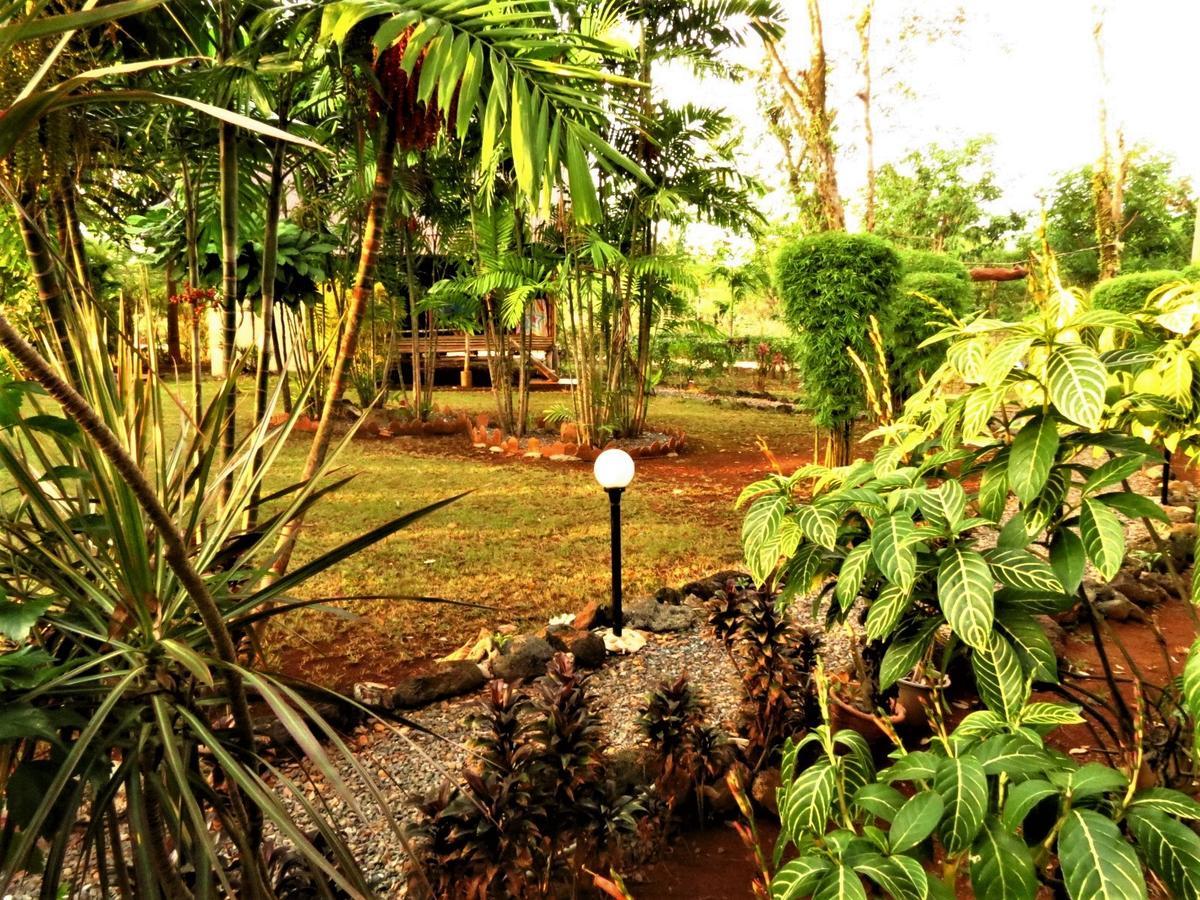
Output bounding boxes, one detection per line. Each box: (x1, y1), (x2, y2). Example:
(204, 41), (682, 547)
(372, 28), (444, 152)
(169, 285), (220, 311)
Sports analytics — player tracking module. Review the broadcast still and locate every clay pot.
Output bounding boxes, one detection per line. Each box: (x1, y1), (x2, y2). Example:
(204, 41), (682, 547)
(830, 694), (906, 749)
(895, 675), (951, 731)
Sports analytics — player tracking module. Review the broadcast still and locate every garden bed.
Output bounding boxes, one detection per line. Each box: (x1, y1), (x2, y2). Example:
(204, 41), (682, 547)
(467, 412), (687, 461)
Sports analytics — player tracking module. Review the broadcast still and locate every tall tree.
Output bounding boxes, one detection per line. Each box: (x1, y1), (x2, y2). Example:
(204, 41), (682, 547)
(856, 0), (876, 232)
(1091, 8), (1126, 280)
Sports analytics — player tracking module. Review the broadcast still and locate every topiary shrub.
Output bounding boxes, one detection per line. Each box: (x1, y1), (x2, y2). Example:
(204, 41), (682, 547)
(883, 271), (973, 398)
(1183, 263), (1200, 282)
(775, 232), (901, 463)
(897, 248), (971, 283)
(1091, 269), (1182, 312)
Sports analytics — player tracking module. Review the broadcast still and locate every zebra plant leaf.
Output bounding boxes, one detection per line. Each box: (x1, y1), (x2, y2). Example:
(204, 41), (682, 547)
(870, 512), (919, 591)
(972, 632), (1029, 721)
(864, 584), (912, 642)
(812, 864), (867, 900)
(935, 754), (988, 854)
(835, 542), (873, 611)
(937, 548), (994, 650)
(1125, 809), (1200, 900)
(1058, 809), (1147, 900)
(1047, 343), (1108, 429)
(771, 855), (831, 900)
(796, 504), (839, 550)
(888, 790), (944, 853)
(1079, 498), (1125, 580)
(971, 817), (1038, 900)
(985, 548), (1062, 593)
(1008, 414), (1058, 504)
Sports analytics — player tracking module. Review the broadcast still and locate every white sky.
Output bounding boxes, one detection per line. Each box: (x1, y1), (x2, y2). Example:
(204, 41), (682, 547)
(658, 0), (1200, 254)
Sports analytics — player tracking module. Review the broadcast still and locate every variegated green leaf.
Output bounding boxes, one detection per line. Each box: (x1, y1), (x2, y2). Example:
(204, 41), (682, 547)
(935, 754), (988, 854)
(870, 513), (919, 591)
(879, 617), (942, 690)
(921, 480), (966, 534)
(1081, 454), (1146, 496)
(771, 855), (831, 900)
(1047, 343), (1108, 429)
(971, 817), (1037, 900)
(996, 607), (1059, 682)
(889, 790), (944, 853)
(783, 761), (835, 836)
(864, 583), (912, 642)
(1080, 497), (1125, 580)
(1058, 809), (1147, 900)
(977, 462), (1009, 523)
(796, 504), (839, 550)
(983, 335), (1035, 387)
(835, 542), (873, 611)
(812, 863), (867, 900)
(1009, 414), (1059, 504)
(1126, 808), (1200, 900)
(985, 548), (1063, 593)
(1019, 702), (1083, 725)
(972, 632), (1028, 720)
(1002, 778), (1058, 832)
(938, 548), (994, 649)
(1129, 788), (1200, 819)
(853, 853), (927, 900)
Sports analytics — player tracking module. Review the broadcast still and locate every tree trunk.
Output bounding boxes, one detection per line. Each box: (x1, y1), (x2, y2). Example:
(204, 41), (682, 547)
(165, 260), (182, 366)
(269, 113), (399, 578)
(181, 153), (203, 423)
(805, 0), (845, 232)
(1092, 13), (1123, 280)
(12, 187), (74, 372)
(857, 0), (876, 232)
(218, 118), (239, 495)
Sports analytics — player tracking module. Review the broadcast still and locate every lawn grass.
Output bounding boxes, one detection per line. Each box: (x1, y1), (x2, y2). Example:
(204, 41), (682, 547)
(241, 383), (822, 687)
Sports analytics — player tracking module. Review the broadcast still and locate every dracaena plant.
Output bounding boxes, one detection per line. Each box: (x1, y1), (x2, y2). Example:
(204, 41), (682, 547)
(0, 305), (462, 897)
(764, 667), (1200, 900)
(739, 247), (1179, 743)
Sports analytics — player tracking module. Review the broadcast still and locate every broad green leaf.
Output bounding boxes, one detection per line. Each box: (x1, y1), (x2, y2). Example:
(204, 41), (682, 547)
(1081, 454), (1146, 496)
(564, 129), (600, 224)
(835, 542), (873, 611)
(1129, 788), (1200, 819)
(881, 751), (943, 784)
(853, 783), (905, 821)
(796, 504), (838, 550)
(1047, 343), (1108, 429)
(1126, 809), (1200, 900)
(853, 853), (927, 900)
(961, 384), (1001, 442)
(996, 607), (1059, 681)
(880, 617), (942, 690)
(921, 480), (966, 534)
(812, 864), (867, 900)
(1019, 702), (1083, 725)
(742, 493), (789, 586)
(1049, 528), (1086, 594)
(1023, 468), (1068, 535)
(0, 597), (51, 642)
(973, 733), (1049, 776)
(972, 632), (1028, 721)
(1184, 639), (1200, 721)
(971, 817), (1037, 900)
(870, 513), (919, 591)
(977, 463), (1009, 523)
(985, 548), (1063, 593)
(1095, 491), (1170, 524)
(1002, 778), (1058, 832)
(935, 754), (988, 853)
(1068, 763), (1128, 801)
(783, 761), (835, 836)
(938, 548), (994, 649)
(983, 335), (1035, 386)
(1080, 498), (1125, 580)
(889, 790), (944, 852)
(864, 584), (912, 642)
(1058, 809), (1147, 900)
(950, 710), (1006, 748)
(771, 856), (830, 900)
(1008, 415), (1058, 504)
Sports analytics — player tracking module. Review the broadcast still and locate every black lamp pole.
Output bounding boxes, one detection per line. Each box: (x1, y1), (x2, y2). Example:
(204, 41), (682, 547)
(607, 486), (624, 635)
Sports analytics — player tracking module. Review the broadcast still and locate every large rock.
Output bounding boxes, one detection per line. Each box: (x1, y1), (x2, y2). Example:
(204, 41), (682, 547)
(1111, 573), (1171, 608)
(654, 585), (683, 606)
(391, 661), (486, 709)
(681, 570), (748, 600)
(573, 600), (610, 631)
(751, 767), (782, 816)
(544, 625), (606, 668)
(490, 634), (554, 681)
(624, 597), (698, 632)
(1167, 522), (1196, 568)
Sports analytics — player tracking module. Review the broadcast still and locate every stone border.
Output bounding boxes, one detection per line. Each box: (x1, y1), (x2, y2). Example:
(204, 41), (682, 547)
(467, 413), (687, 461)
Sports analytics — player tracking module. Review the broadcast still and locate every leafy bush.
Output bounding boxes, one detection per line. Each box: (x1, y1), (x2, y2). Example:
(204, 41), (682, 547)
(0, 306), (458, 895)
(1091, 269), (1181, 312)
(898, 248), (971, 283)
(1182, 262), (1200, 281)
(775, 233), (901, 455)
(652, 331), (735, 385)
(883, 271), (973, 398)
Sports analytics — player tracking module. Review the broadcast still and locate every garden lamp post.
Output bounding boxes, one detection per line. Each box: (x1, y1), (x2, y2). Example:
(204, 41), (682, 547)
(594, 448), (634, 636)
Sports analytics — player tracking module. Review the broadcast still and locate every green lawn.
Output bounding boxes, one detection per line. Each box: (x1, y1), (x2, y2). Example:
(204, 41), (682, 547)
(172, 381), (823, 687)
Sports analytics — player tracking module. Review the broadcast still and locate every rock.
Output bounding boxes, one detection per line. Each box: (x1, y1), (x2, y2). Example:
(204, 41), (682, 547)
(573, 600), (610, 631)
(1110, 574), (1170, 608)
(391, 661), (487, 709)
(1033, 615), (1069, 660)
(1167, 522), (1196, 567)
(544, 625), (607, 668)
(624, 597), (699, 633)
(490, 634), (554, 681)
(353, 681), (392, 709)
(655, 585), (683, 606)
(751, 767), (782, 816)
(437, 627), (495, 663)
(608, 747), (655, 795)
(1095, 592), (1148, 623)
(1165, 505), (1194, 524)
(681, 570), (748, 600)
